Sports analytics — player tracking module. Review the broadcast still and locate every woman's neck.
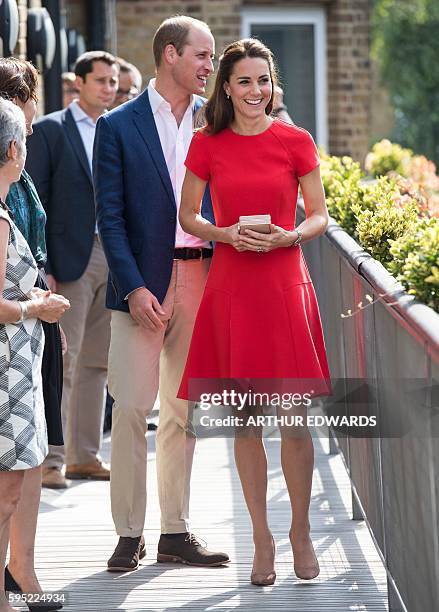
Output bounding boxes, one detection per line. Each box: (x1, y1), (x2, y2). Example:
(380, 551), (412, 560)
(0, 178), (11, 204)
(230, 114), (273, 136)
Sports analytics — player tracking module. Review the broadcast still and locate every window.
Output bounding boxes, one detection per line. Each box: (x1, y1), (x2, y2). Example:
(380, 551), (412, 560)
(242, 7), (327, 147)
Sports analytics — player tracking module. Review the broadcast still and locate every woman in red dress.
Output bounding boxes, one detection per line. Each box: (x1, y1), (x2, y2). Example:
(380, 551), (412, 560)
(178, 39), (331, 586)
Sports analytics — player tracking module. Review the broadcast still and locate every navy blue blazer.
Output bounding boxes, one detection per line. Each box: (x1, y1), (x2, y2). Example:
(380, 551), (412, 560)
(93, 89), (214, 312)
(26, 108), (96, 282)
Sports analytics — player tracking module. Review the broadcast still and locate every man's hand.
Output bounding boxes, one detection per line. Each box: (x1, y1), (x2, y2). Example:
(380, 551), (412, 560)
(46, 274), (57, 292)
(128, 287), (166, 331)
(59, 325), (68, 355)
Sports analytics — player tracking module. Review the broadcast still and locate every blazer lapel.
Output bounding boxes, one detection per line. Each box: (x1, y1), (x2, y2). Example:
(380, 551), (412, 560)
(62, 109), (92, 184)
(132, 91), (175, 208)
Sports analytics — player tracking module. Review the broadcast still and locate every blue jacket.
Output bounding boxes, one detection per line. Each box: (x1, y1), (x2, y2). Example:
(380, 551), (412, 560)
(26, 108), (96, 281)
(93, 89), (214, 311)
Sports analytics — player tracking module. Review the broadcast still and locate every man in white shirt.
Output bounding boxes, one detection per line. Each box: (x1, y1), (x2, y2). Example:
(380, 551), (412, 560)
(27, 51), (119, 489)
(94, 16), (229, 571)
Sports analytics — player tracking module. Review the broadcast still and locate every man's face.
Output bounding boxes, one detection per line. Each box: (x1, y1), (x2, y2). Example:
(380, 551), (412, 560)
(76, 60), (119, 112)
(63, 81), (80, 108)
(111, 70), (139, 109)
(170, 27), (215, 95)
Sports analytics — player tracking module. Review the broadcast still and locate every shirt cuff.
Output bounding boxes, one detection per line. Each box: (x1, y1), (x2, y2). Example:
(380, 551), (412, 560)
(124, 286), (145, 301)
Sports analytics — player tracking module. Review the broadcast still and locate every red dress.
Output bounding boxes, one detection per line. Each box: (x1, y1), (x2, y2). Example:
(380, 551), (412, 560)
(178, 119), (331, 400)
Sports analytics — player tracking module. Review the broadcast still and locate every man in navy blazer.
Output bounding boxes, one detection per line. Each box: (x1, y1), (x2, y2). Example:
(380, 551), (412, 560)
(94, 16), (229, 571)
(26, 51), (119, 488)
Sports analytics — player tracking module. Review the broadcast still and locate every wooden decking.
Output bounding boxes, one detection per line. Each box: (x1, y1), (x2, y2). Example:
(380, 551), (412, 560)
(31, 415), (389, 611)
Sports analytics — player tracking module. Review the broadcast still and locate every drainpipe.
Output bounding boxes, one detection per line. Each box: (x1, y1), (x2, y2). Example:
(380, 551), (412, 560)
(42, 0), (63, 113)
(87, 0), (117, 54)
(87, 0), (106, 51)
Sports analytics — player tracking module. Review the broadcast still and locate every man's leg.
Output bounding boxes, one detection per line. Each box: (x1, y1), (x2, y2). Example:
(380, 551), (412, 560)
(65, 239), (110, 470)
(156, 259), (230, 567)
(108, 310), (166, 539)
(42, 262), (94, 482)
(107, 278), (179, 573)
(156, 259), (210, 534)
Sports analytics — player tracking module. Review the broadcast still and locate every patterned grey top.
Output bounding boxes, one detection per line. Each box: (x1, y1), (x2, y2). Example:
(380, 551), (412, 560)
(0, 207), (47, 470)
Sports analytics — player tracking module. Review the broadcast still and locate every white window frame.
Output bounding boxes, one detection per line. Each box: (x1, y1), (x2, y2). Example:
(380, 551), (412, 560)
(241, 6), (328, 148)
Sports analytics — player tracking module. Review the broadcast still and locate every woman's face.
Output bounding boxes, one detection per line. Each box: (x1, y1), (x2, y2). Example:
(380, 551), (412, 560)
(224, 56), (272, 122)
(8, 138), (27, 183)
(14, 97), (37, 136)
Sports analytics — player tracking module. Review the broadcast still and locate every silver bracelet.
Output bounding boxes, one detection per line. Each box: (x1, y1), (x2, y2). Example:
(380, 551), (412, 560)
(16, 301), (29, 323)
(291, 228), (303, 246)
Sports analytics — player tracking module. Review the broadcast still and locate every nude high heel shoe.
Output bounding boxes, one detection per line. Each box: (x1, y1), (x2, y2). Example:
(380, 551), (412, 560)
(291, 534), (320, 580)
(250, 535), (276, 586)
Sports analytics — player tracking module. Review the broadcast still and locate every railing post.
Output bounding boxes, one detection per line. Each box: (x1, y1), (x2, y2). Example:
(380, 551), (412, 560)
(351, 488), (363, 521)
(328, 428), (338, 454)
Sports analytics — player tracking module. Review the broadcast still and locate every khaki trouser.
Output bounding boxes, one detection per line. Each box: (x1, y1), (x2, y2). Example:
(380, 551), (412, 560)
(109, 258), (209, 536)
(44, 237), (111, 468)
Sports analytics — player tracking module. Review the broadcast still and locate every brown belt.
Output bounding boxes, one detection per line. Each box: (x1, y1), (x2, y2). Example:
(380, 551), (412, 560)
(173, 247), (213, 260)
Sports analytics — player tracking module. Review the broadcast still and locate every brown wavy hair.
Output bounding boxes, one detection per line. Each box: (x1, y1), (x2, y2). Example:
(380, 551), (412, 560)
(202, 38), (278, 135)
(0, 57), (38, 103)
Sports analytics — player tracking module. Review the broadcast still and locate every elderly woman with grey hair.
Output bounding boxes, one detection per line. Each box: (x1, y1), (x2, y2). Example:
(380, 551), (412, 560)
(0, 99), (69, 612)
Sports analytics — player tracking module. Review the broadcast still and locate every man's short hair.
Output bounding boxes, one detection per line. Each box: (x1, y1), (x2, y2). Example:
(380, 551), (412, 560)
(115, 57), (142, 91)
(74, 51), (118, 82)
(152, 15), (211, 68)
(62, 71), (76, 85)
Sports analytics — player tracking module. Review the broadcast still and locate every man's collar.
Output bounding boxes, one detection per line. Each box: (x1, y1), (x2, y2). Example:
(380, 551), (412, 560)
(68, 99), (97, 124)
(147, 78), (195, 115)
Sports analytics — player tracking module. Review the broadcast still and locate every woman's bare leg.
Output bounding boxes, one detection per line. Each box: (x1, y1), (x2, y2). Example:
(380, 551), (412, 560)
(8, 465), (42, 593)
(280, 408), (319, 578)
(234, 436), (275, 576)
(0, 471), (25, 612)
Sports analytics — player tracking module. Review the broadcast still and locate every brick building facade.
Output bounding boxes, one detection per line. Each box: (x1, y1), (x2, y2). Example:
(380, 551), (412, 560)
(67, 0), (371, 162)
(9, 0), (373, 163)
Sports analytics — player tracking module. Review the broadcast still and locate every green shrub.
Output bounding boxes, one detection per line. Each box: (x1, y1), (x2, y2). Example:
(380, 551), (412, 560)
(320, 154), (364, 199)
(365, 139), (413, 178)
(355, 195), (419, 265)
(320, 144), (438, 311)
(388, 217), (439, 311)
(320, 154), (365, 236)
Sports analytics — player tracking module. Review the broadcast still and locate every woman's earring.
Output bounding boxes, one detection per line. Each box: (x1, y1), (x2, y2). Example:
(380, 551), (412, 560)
(226, 93), (230, 100)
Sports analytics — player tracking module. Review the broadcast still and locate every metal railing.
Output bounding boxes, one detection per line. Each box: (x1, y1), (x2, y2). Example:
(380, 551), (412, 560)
(297, 204), (439, 612)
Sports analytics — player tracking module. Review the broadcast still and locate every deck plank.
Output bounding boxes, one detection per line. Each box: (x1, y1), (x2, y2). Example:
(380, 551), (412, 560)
(27, 425), (389, 611)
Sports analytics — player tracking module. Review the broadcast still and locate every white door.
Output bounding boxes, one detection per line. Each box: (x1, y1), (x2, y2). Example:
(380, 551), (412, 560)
(242, 7), (327, 148)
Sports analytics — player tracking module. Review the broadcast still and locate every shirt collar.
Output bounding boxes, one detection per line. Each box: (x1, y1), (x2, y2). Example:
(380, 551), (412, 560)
(147, 78), (195, 115)
(68, 99), (97, 125)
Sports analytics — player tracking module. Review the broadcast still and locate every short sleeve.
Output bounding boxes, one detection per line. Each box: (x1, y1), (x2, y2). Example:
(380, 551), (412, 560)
(293, 129), (320, 178)
(185, 130), (211, 181)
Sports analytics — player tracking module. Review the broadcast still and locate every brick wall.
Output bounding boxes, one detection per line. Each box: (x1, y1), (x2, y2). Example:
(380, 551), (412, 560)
(326, 0), (370, 163)
(64, 0), (372, 163)
(13, 0), (45, 112)
(10, 0), (373, 161)
(14, 0), (30, 59)
(112, 0), (371, 163)
(115, 0), (241, 88)
(64, 0), (87, 34)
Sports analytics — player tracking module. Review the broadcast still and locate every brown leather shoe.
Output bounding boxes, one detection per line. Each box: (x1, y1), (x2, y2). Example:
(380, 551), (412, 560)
(42, 467), (69, 489)
(65, 459), (110, 480)
(157, 533), (230, 567)
(107, 536), (146, 572)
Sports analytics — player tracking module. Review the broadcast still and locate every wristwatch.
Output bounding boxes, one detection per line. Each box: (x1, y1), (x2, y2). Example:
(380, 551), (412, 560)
(291, 229), (303, 246)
